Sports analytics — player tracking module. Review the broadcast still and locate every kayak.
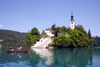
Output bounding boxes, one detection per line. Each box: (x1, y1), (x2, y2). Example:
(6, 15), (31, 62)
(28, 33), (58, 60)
(7, 49), (31, 53)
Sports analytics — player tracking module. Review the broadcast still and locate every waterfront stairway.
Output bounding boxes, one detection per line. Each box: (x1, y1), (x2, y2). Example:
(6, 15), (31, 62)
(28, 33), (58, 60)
(31, 37), (52, 48)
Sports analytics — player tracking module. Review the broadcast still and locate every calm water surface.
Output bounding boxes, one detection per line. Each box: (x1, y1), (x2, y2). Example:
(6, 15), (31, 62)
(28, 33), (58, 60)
(0, 46), (100, 67)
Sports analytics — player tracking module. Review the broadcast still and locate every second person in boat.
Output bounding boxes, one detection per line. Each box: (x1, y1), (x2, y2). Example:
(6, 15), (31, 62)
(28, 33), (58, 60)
(17, 46), (22, 51)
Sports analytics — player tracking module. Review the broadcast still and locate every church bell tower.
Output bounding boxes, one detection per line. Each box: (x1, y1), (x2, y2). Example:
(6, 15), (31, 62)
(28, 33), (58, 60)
(70, 12), (75, 29)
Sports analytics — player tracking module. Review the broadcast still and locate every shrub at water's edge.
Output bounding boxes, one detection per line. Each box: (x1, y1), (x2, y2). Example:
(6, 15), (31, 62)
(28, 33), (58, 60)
(48, 25), (97, 48)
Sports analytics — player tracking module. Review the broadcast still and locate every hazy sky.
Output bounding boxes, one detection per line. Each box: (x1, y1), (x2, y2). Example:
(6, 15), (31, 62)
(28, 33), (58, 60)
(0, 0), (100, 36)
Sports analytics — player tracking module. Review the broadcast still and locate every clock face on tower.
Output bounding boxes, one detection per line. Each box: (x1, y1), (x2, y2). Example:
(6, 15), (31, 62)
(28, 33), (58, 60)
(71, 22), (73, 24)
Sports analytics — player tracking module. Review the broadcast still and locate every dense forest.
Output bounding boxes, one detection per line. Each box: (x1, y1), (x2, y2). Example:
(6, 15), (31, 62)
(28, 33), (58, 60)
(0, 29), (26, 46)
(48, 24), (98, 47)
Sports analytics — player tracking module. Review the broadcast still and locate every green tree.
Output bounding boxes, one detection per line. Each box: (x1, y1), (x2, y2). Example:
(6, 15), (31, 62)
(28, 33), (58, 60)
(61, 26), (68, 34)
(22, 27), (40, 48)
(68, 29), (90, 47)
(49, 34), (65, 47)
(51, 24), (56, 31)
(55, 34), (67, 47)
(49, 24), (97, 48)
(51, 24), (61, 37)
(22, 33), (34, 47)
(54, 26), (62, 37)
(88, 38), (97, 47)
(88, 29), (91, 39)
(41, 30), (48, 37)
(94, 36), (100, 47)
(75, 25), (87, 35)
(31, 27), (40, 35)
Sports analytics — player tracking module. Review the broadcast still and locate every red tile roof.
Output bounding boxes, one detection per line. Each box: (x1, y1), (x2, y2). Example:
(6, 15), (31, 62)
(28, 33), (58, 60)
(46, 27), (54, 32)
(41, 34), (45, 38)
(46, 27), (51, 29)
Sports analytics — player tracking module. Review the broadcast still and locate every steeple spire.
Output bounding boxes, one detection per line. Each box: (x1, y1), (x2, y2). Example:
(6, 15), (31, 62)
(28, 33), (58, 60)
(71, 12), (74, 21)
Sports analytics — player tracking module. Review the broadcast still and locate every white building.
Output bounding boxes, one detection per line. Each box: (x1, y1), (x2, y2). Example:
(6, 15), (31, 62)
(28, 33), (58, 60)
(45, 27), (54, 37)
(70, 12), (75, 29)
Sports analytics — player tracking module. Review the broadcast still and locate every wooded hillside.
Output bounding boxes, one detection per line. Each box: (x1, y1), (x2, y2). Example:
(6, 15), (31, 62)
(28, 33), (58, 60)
(0, 29), (26, 46)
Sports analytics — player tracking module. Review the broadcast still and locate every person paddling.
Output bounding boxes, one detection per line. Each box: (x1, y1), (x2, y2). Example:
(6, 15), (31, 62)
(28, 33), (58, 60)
(9, 46), (12, 49)
(17, 46), (22, 51)
(9, 46), (14, 51)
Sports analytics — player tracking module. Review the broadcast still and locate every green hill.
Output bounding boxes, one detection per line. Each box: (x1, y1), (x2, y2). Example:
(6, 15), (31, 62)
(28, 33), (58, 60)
(0, 29), (26, 46)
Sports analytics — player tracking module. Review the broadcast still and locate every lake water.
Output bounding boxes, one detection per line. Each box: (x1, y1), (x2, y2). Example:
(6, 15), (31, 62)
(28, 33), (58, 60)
(0, 46), (100, 67)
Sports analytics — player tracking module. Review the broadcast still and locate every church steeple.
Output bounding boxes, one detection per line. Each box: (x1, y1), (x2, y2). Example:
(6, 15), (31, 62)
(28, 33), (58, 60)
(71, 12), (74, 21)
(70, 12), (75, 29)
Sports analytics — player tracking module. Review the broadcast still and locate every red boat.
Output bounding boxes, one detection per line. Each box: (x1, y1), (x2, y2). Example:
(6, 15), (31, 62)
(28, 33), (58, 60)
(7, 49), (31, 53)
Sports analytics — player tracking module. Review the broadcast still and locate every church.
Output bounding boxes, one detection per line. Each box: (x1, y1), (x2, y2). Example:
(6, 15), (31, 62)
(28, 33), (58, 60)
(70, 12), (75, 29)
(44, 13), (75, 37)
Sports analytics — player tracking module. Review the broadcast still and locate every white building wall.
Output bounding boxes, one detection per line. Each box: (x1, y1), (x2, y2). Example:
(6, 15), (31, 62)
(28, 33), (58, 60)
(70, 21), (75, 29)
(45, 30), (54, 37)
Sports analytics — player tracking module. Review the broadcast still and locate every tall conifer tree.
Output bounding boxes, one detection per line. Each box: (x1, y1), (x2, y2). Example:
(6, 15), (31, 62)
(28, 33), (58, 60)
(88, 29), (91, 38)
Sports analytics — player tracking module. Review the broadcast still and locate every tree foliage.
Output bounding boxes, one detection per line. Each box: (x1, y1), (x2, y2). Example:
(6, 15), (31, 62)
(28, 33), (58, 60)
(49, 25), (97, 48)
(22, 27), (40, 48)
(51, 24), (56, 31)
(88, 29), (91, 39)
(31, 27), (40, 35)
(51, 24), (60, 37)
(61, 26), (68, 34)
(0, 29), (26, 46)
(93, 36), (100, 47)
(75, 25), (87, 35)
(51, 24), (68, 37)
(41, 30), (48, 37)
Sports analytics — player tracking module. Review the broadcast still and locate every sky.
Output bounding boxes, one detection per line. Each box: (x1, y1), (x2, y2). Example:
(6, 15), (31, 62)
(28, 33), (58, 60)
(0, 0), (100, 37)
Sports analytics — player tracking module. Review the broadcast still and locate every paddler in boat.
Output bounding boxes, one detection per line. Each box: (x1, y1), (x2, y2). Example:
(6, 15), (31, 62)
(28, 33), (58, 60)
(17, 46), (22, 51)
(9, 46), (12, 49)
(9, 46), (14, 51)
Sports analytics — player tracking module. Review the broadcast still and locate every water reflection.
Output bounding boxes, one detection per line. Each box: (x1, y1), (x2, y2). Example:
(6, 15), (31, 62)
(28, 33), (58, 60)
(0, 46), (2, 56)
(7, 52), (30, 58)
(0, 47), (100, 67)
(50, 48), (94, 67)
(0, 47), (31, 66)
(31, 48), (97, 67)
(31, 48), (54, 66)
(0, 46), (1, 49)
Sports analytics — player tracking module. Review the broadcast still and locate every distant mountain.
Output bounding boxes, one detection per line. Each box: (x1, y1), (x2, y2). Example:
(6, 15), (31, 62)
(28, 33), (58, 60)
(0, 29), (27, 46)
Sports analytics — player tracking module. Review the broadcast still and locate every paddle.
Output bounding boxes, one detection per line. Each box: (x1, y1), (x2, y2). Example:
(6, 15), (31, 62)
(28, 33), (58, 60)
(14, 48), (18, 53)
